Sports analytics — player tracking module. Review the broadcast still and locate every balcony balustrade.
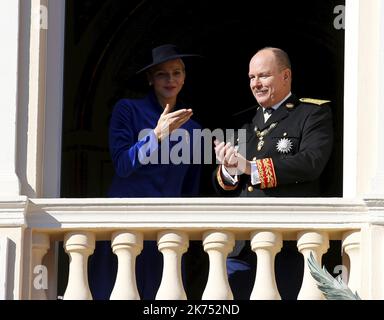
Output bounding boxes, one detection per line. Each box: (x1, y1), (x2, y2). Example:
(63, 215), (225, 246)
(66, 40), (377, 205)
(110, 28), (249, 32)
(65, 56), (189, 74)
(1, 197), (384, 300)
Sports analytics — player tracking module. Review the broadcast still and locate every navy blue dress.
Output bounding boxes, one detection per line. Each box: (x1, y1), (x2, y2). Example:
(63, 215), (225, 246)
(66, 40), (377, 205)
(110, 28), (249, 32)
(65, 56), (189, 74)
(89, 91), (201, 300)
(108, 91), (201, 197)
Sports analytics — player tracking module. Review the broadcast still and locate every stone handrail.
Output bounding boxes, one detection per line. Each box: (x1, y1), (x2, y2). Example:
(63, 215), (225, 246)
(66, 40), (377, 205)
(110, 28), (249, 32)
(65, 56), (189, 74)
(26, 198), (371, 237)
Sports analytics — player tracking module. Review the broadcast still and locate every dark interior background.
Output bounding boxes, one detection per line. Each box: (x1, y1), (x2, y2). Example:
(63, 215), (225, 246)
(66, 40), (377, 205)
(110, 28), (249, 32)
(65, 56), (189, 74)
(61, 0), (345, 198)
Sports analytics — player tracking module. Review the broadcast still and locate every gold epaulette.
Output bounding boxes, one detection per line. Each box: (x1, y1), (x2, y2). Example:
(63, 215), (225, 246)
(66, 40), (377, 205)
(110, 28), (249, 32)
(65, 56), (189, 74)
(299, 98), (331, 105)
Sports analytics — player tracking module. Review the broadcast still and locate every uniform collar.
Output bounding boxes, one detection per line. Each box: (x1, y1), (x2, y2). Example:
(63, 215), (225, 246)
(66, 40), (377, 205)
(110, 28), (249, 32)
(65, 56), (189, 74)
(261, 92), (292, 113)
(255, 93), (298, 130)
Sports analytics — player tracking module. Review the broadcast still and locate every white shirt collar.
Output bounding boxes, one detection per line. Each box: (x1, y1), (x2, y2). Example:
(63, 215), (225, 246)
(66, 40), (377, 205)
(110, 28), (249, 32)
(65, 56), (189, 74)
(262, 92), (292, 112)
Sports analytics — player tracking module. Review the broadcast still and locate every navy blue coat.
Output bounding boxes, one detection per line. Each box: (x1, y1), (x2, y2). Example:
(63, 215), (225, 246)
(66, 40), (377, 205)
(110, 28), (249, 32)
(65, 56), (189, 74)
(90, 92), (202, 300)
(108, 91), (201, 197)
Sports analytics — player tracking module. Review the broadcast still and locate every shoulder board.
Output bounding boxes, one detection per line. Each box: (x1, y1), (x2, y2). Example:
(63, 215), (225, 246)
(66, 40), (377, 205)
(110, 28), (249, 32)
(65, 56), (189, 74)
(299, 98), (330, 105)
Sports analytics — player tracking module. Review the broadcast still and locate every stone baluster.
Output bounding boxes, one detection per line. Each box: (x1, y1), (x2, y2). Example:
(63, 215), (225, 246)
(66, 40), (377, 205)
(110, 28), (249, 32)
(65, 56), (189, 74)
(63, 231), (95, 300)
(156, 231), (189, 300)
(202, 231), (234, 300)
(250, 231), (282, 300)
(31, 233), (50, 300)
(342, 230), (361, 295)
(110, 231), (143, 300)
(297, 231), (329, 300)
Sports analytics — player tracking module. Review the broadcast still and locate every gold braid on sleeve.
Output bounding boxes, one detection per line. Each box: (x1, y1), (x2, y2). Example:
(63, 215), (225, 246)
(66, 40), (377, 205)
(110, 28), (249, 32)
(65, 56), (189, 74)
(216, 165), (239, 191)
(255, 158), (277, 189)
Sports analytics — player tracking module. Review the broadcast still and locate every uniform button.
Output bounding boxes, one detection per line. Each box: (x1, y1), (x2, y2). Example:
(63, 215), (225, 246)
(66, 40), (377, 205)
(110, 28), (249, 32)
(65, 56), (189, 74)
(286, 103), (294, 109)
(252, 157), (257, 161)
(248, 186), (254, 192)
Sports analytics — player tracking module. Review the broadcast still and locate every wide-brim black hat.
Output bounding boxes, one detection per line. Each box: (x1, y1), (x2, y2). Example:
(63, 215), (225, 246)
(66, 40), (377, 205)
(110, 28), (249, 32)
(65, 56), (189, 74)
(136, 44), (200, 74)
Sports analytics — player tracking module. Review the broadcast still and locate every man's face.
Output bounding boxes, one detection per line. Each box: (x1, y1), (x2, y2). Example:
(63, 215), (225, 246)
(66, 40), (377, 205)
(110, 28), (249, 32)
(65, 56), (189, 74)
(248, 50), (291, 108)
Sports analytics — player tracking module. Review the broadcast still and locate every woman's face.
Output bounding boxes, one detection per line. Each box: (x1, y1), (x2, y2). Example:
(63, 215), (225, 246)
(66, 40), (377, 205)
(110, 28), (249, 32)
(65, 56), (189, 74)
(148, 59), (186, 103)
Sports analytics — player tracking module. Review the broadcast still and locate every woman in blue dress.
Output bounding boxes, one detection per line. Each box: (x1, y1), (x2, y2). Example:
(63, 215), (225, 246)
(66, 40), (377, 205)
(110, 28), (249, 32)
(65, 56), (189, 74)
(88, 44), (202, 299)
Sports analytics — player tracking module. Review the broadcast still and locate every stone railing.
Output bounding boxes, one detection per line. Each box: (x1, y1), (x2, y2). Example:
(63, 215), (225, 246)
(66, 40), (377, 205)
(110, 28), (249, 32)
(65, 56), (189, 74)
(1, 197), (384, 300)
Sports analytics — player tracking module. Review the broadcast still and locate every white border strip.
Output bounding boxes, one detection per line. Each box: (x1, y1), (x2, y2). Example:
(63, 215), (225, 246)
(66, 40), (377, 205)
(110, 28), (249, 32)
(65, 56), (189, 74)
(372, 0), (384, 191)
(43, 0), (66, 197)
(343, 0), (360, 197)
(0, 237), (9, 300)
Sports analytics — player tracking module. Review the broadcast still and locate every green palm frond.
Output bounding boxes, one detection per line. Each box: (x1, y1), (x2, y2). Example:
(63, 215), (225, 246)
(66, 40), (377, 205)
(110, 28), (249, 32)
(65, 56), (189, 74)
(307, 252), (361, 300)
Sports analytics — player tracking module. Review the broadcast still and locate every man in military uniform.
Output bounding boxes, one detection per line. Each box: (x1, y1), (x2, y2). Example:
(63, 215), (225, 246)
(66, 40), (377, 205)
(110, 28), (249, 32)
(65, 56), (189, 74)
(213, 47), (334, 299)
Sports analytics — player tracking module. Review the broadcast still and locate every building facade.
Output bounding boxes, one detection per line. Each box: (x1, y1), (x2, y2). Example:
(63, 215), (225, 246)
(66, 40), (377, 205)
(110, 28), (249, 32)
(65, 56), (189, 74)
(0, 0), (384, 300)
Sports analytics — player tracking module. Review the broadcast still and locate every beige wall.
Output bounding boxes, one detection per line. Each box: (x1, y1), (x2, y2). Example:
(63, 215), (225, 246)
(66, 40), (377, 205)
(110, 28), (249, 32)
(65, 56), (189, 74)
(356, 0), (383, 196)
(0, 0), (384, 301)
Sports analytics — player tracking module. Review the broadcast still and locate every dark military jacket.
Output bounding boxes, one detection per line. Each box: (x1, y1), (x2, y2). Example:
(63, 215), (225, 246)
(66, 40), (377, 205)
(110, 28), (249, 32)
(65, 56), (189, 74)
(214, 94), (333, 197)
